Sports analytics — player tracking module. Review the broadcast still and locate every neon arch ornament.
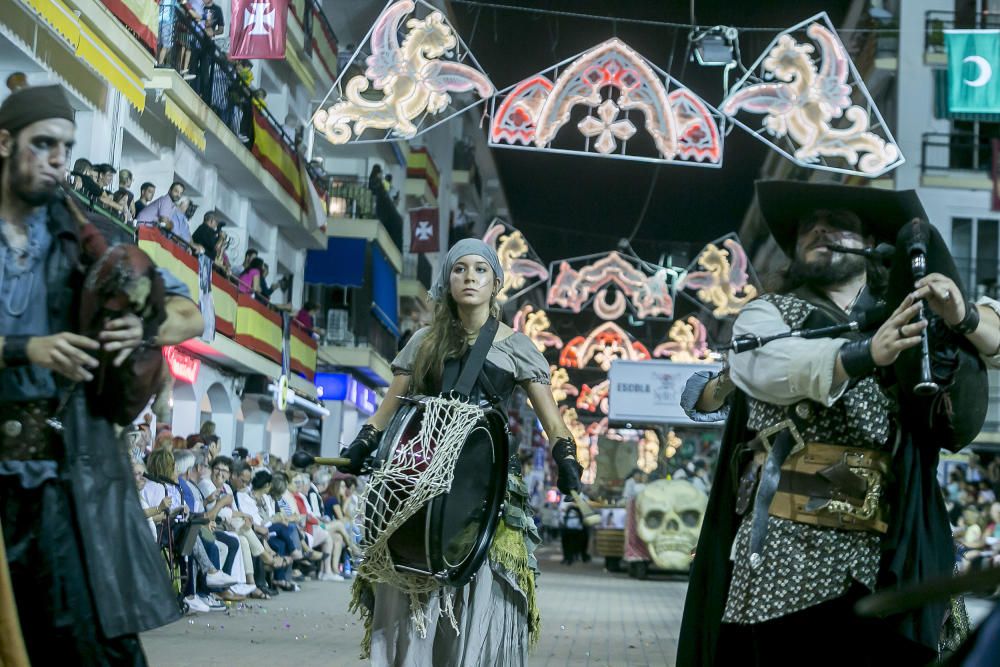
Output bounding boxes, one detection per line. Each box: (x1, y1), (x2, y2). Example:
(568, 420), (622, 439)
(488, 38), (726, 166)
(512, 304), (564, 354)
(483, 219), (549, 303)
(311, 0), (494, 144)
(547, 251), (680, 321)
(559, 322), (651, 371)
(720, 13), (903, 177)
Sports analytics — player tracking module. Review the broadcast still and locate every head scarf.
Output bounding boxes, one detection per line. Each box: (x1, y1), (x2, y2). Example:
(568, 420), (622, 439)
(0, 85), (75, 133)
(429, 238), (504, 302)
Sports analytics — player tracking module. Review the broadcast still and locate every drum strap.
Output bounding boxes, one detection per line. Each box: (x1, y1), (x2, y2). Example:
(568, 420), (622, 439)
(442, 318), (500, 399)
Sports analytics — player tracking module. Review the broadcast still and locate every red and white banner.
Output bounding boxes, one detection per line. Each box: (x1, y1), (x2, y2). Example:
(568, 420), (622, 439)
(230, 0), (290, 60)
(409, 207), (440, 254)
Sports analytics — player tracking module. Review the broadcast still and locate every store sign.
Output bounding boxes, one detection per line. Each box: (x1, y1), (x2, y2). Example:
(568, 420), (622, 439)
(607, 360), (721, 426)
(163, 346), (200, 384)
(314, 372), (377, 415)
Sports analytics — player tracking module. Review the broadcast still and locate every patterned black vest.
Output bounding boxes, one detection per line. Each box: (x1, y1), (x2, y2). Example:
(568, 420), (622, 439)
(746, 293), (892, 452)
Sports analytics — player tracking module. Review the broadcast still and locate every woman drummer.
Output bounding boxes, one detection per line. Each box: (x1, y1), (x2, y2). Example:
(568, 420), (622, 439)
(341, 238), (583, 666)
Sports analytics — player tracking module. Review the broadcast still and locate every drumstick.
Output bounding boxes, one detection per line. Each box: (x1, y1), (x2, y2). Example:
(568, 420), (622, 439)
(310, 456), (351, 467)
(571, 490), (601, 527)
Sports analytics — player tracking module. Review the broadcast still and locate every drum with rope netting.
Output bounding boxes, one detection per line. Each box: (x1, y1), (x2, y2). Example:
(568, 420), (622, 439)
(358, 395), (508, 590)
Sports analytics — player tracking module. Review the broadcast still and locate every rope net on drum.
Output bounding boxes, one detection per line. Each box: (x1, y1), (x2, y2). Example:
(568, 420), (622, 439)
(354, 396), (484, 636)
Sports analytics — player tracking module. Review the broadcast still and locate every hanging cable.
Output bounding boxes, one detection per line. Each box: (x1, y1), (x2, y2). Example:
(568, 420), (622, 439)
(626, 164), (660, 243)
(450, 0), (900, 33)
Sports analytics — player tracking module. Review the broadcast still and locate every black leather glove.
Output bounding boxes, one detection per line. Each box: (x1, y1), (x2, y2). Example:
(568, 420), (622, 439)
(341, 424), (383, 474)
(551, 436), (583, 495)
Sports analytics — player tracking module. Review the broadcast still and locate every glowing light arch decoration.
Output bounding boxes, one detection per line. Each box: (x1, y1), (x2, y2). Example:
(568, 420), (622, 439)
(483, 220), (549, 303)
(488, 38), (726, 166)
(560, 408), (605, 485)
(653, 317), (716, 363)
(577, 380), (610, 415)
(512, 304), (564, 353)
(312, 0), (494, 144)
(560, 321), (651, 371)
(549, 366), (579, 404)
(720, 13), (903, 177)
(547, 251), (679, 321)
(678, 235), (759, 318)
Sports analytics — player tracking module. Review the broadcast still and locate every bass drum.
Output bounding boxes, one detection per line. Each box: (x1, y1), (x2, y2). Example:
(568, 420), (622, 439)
(365, 396), (508, 588)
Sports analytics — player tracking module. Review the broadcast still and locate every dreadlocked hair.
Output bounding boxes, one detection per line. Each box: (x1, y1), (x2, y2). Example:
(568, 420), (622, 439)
(411, 290), (501, 395)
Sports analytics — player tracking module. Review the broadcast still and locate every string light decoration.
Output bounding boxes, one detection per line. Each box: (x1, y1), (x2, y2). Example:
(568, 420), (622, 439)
(312, 0), (494, 144)
(720, 13), (903, 177)
(547, 251), (677, 321)
(560, 321), (651, 371)
(483, 220), (549, 302)
(488, 38), (725, 165)
(577, 380), (610, 415)
(512, 304), (564, 353)
(653, 317), (715, 363)
(664, 429), (682, 459)
(560, 408), (602, 484)
(678, 236), (758, 318)
(549, 365), (579, 404)
(637, 429), (660, 474)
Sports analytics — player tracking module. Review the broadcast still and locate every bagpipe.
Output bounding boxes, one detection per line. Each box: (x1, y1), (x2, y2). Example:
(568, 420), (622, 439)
(725, 218), (989, 452)
(59, 183), (168, 425)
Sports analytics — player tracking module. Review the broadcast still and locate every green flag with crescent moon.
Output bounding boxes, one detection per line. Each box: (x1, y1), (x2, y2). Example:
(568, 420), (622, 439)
(947, 30), (1000, 115)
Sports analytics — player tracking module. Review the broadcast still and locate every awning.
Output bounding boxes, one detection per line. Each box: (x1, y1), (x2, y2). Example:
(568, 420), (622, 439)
(305, 237), (366, 286)
(164, 98), (207, 151)
(21, 0), (146, 111)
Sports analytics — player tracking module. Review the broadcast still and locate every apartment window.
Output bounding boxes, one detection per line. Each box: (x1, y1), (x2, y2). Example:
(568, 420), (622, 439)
(951, 216), (999, 297)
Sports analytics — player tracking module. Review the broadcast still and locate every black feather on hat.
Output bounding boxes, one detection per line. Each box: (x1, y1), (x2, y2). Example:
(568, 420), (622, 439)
(756, 180), (928, 258)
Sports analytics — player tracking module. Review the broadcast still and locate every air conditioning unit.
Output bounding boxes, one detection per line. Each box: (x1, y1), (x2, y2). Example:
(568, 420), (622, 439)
(326, 309), (351, 346)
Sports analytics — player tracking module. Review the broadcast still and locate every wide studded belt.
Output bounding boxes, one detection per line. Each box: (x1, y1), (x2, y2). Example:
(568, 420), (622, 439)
(0, 400), (64, 461)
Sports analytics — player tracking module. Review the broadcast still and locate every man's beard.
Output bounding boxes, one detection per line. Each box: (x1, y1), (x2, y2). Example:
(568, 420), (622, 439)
(7, 150), (59, 206)
(788, 250), (866, 288)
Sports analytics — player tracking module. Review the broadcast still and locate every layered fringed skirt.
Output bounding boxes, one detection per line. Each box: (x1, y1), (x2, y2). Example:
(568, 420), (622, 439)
(351, 475), (541, 667)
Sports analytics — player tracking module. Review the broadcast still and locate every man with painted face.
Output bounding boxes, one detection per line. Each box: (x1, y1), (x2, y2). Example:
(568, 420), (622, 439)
(0, 85), (204, 664)
(678, 181), (989, 666)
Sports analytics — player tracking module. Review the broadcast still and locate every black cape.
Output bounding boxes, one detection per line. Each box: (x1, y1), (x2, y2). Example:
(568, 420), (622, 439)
(46, 200), (181, 637)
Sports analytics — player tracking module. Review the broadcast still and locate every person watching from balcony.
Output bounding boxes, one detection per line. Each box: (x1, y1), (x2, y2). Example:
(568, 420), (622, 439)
(233, 248), (257, 278)
(295, 301), (325, 337)
(170, 196), (197, 247)
(114, 169), (136, 221)
(134, 182), (156, 216)
(252, 88), (267, 112)
(192, 210), (225, 262)
(137, 180), (184, 232)
(238, 256), (264, 295)
(93, 163), (125, 216)
(201, 0), (224, 38)
(5, 72), (27, 93)
(70, 157), (103, 203)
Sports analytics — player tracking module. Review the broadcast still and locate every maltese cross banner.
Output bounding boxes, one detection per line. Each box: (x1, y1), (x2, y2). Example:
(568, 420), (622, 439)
(231, 0), (289, 60)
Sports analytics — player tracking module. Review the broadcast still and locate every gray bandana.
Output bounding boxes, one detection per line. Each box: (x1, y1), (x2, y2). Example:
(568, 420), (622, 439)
(429, 239), (504, 302)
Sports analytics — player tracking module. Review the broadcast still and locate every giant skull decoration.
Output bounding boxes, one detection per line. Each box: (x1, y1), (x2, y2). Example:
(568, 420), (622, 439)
(635, 480), (707, 570)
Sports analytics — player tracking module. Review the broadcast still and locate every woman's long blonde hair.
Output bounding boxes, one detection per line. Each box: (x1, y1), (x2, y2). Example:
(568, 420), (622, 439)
(411, 286), (501, 395)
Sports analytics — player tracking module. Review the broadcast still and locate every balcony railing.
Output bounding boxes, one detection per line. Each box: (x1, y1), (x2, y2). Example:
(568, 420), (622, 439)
(153, 5), (326, 198)
(921, 132), (994, 174)
(925, 10), (1000, 54)
(327, 176), (377, 220)
(312, 294), (399, 363)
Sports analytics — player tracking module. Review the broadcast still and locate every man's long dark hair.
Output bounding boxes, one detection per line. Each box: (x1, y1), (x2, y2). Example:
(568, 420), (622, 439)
(772, 209), (889, 299)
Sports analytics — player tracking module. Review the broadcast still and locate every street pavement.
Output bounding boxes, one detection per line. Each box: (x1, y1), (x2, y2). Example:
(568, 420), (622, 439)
(143, 544), (688, 666)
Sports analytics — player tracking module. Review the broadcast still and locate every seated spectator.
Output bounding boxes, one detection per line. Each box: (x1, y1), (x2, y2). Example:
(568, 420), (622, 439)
(135, 182), (156, 216)
(246, 469), (300, 592)
(137, 180), (185, 232)
(239, 256), (265, 295)
(192, 210), (226, 262)
(113, 168), (136, 220)
(134, 460), (168, 540)
(291, 473), (346, 582)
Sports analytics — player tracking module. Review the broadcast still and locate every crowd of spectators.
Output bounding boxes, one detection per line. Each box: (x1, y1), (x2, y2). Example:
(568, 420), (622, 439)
(945, 454), (1000, 581)
(125, 419), (362, 614)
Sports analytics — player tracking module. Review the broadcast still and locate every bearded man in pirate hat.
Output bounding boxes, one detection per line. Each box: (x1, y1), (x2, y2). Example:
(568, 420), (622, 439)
(677, 180), (999, 666)
(0, 85), (204, 664)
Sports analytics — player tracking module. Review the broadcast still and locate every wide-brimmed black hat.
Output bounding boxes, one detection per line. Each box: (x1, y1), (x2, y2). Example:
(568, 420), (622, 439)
(756, 180), (928, 258)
